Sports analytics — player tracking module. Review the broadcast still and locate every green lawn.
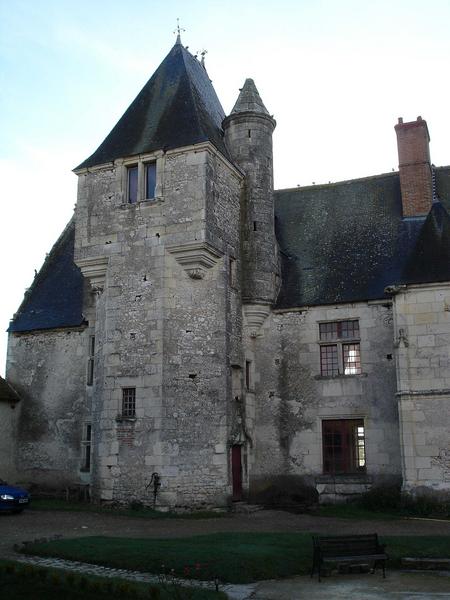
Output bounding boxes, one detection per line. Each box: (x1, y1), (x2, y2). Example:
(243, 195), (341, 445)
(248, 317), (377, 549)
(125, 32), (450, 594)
(21, 532), (450, 584)
(316, 503), (450, 521)
(31, 498), (226, 520)
(0, 560), (225, 599)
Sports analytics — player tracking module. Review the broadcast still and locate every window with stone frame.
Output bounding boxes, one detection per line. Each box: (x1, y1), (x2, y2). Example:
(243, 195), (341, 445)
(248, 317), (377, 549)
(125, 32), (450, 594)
(122, 387), (136, 418)
(86, 335), (95, 386)
(319, 320), (361, 376)
(127, 165), (138, 204)
(80, 422), (92, 472)
(322, 419), (366, 474)
(126, 160), (157, 203)
(145, 162), (157, 199)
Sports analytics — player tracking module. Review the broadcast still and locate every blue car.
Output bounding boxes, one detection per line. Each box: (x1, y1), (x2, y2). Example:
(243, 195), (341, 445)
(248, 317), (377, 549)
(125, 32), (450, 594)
(0, 479), (30, 513)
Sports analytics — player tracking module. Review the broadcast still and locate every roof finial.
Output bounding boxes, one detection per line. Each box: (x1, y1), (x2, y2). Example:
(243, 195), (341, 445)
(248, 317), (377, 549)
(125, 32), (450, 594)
(200, 49), (208, 68)
(174, 18), (185, 45)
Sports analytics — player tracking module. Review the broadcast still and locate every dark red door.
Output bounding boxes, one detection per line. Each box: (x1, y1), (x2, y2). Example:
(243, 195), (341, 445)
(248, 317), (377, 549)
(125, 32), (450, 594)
(231, 445), (243, 501)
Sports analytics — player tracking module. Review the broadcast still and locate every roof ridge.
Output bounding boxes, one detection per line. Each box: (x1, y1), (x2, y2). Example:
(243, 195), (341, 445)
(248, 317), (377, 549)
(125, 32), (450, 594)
(275, 170), (399, 194)
(179, 45), (207, 144)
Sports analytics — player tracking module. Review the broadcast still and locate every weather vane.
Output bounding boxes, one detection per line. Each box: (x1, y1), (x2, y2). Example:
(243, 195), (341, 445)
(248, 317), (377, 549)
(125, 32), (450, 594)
(174, 18), (185, 41)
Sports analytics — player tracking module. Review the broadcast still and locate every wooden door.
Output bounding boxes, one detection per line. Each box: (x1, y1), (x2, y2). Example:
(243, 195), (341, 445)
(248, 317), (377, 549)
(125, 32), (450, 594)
(231, 445), (243, 501)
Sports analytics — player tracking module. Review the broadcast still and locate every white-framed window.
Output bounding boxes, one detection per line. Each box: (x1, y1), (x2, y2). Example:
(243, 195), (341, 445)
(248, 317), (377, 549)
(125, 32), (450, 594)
(318, 320), (361, 376)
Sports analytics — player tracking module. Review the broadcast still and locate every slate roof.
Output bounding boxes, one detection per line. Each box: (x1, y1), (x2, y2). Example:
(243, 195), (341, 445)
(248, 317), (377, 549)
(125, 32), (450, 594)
(230, 78), (270, 115)
(76, 40), (228, 170)
(274, 167), (450, 309)
(8, 221), (85, 333)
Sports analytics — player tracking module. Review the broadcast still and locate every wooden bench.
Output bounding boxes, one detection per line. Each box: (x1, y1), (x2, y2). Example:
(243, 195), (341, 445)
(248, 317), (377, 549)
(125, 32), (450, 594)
(311, 534), (388, 581)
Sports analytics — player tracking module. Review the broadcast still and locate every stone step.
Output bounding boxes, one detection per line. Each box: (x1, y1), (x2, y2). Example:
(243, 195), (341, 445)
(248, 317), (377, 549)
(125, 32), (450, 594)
(401, 557), (450, 571)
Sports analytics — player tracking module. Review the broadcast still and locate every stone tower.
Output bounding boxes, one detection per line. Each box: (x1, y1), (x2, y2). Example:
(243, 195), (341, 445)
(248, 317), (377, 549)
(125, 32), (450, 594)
(223, 79), (279, 323)
(73, 38), (244, 507)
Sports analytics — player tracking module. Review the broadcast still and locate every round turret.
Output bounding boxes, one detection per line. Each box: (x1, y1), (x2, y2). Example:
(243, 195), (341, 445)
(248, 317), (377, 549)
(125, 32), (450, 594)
(223, 79), (278, 305)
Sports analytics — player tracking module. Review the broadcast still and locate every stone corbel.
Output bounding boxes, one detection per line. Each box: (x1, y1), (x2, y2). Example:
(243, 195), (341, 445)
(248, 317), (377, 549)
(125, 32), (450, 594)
(243, 304), (271, 338)
(75, 256), (109, 293)
(166, 241), (222, 279)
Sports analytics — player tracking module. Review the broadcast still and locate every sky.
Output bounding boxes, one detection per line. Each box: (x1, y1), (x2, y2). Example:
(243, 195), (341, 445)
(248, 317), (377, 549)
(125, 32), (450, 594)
(1, 0), (450, 375)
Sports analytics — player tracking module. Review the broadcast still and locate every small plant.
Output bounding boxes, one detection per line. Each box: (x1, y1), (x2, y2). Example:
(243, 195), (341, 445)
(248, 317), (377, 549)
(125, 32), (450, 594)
(359, 484), (402, 512)
(64, 571), (76, 585)
(49, 573), (61, 586)
(148, 586), (161, 599)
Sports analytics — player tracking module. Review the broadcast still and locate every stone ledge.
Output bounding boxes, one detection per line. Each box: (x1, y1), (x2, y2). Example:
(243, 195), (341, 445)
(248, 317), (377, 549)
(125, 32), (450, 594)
(401, 557), (450, 570)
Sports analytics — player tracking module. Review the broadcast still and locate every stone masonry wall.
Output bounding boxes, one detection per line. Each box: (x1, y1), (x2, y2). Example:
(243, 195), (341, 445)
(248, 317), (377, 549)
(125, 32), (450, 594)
(74, 144), (242, 506)
(5, 328), (89, 488)
(245, 301), (400, 502)
(393, 283), (450, 493)
(0, 402), (17, 482)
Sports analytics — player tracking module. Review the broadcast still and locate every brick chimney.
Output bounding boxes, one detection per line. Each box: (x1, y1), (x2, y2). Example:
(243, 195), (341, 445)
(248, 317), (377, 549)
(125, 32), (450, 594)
(395, 116), (433, 217)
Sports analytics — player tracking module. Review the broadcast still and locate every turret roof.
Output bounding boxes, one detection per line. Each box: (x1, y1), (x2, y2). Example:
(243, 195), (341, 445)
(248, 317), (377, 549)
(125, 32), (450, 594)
(230, 78), (270, 116)
(76, 40), (228, 170)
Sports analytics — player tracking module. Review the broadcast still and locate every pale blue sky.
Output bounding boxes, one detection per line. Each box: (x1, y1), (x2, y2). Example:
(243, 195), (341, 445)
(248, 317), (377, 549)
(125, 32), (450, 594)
(1, 0), (450, 374)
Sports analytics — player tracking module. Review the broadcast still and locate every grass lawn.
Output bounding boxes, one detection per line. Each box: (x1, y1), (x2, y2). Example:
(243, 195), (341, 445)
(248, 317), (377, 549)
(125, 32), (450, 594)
(317, 504), (450, 521)
(22, 532), (450, 584)
(31, 498), (226, 520)
(0, 559), (225, 599)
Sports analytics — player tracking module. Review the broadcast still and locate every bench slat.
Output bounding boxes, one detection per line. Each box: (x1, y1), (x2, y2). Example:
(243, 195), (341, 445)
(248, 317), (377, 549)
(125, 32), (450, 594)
(311, 534), (387, 582)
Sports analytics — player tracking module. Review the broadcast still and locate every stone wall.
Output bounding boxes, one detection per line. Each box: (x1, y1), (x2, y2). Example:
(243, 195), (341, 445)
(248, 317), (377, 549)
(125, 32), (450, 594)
(393, 283), (450, 494)
(5, 328), (89, 488)
(74, 143), (243, 507)
(245, 301), (401, 502)
(0, 402), (16, 482)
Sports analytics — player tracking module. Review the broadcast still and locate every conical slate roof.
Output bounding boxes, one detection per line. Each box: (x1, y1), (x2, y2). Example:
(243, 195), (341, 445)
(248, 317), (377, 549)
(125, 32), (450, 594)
(76, 40), (228, 170)
(230, 78), (270, 115)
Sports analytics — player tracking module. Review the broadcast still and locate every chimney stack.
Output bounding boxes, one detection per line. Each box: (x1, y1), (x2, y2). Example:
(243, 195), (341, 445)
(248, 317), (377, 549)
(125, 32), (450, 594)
(395, 116), (433, 217)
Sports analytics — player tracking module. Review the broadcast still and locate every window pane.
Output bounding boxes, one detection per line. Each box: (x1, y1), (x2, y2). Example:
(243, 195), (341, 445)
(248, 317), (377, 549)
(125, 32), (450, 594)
(122, 387), (136, 417)
(320, 345), (339, 376)
(343, 343), (361, 374)
(323, 419), (365, 474)
(340, 320), (360, 339)
(87, 358), (94, 386)
(146, 163), (156, 199)
(319, 322), (338, 341)
(128, 166), (138, 204)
